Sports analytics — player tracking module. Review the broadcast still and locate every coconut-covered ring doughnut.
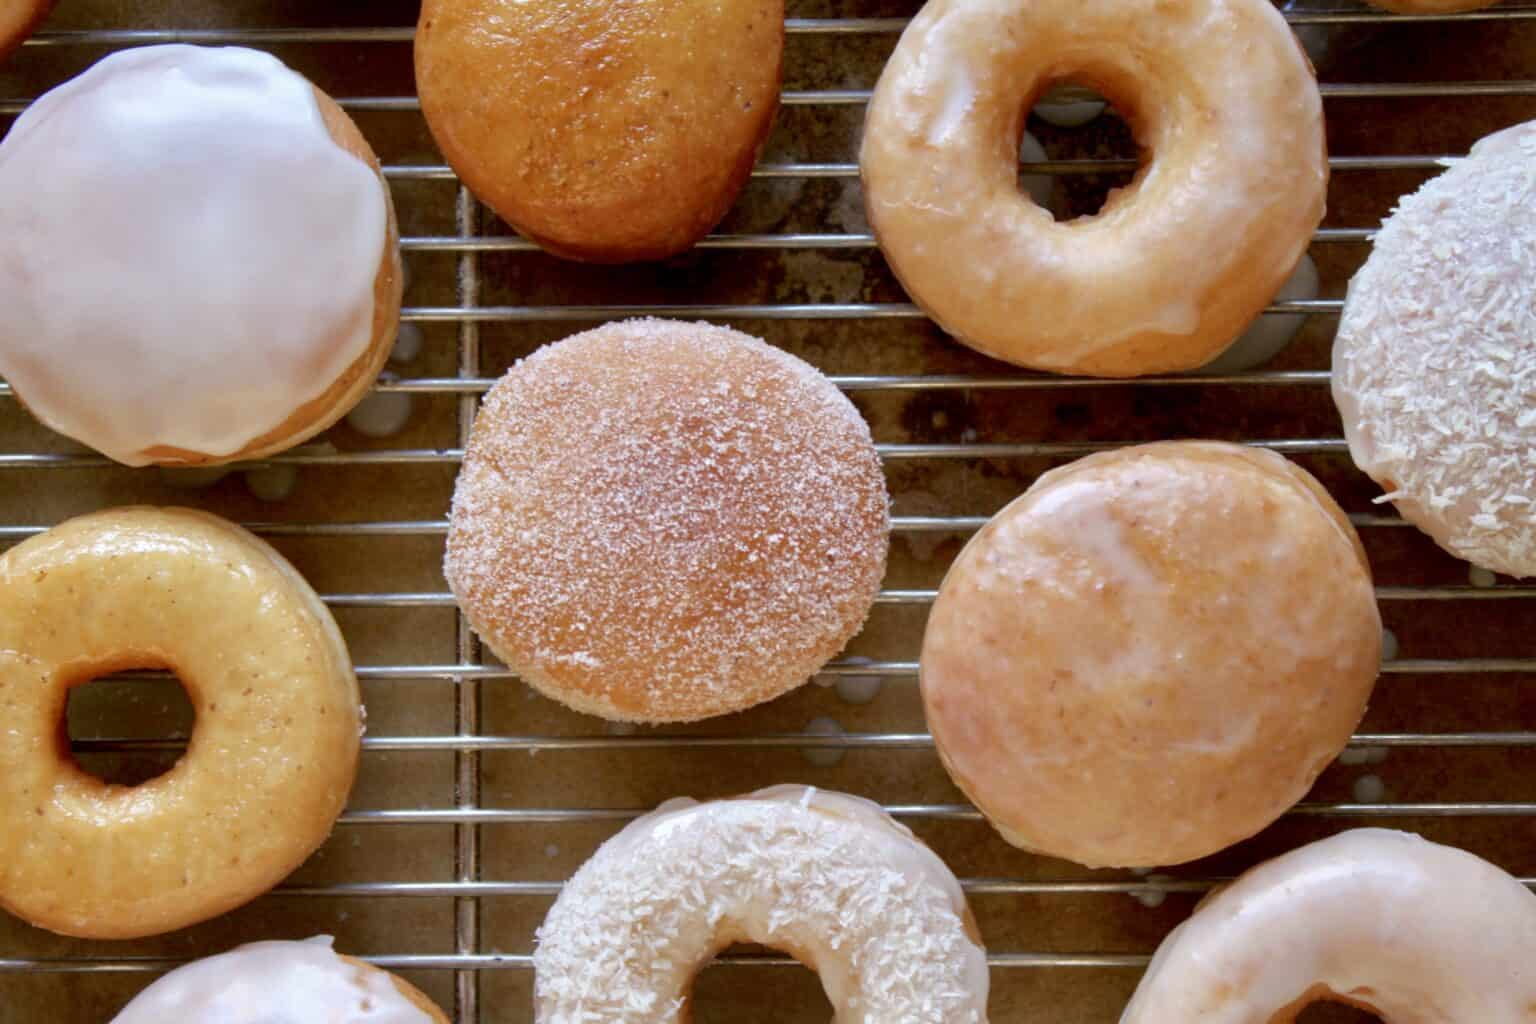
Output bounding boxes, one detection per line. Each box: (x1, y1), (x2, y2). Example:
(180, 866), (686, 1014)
(445, 319), (889, 723)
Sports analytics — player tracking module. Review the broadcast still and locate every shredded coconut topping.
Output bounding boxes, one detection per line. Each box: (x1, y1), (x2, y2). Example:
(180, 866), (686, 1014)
(445, 320), (889, 722)
(533, 786), (989, 1023)
(1334, 121), (1536, 576)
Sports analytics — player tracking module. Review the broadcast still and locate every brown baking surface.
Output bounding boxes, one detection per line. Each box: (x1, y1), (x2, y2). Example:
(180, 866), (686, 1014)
(2, 1), (1534, 1021)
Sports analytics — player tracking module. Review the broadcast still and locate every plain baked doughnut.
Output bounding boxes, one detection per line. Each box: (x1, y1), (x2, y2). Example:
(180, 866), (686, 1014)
(0, 0), (53, 60)
(861, 0), (1326, 376)
(1120, 829), (1536, 1022)
(1334, 119), (1536, 577)
(112, 937), (450, 1023)
(0, 45), (402, 466)
(535, 786), (989, 1023)
(445, 319), (889, 723)
(416, 0), (782, 262)
(0, 507), (361, 939)
(921, 442), (1382, 868)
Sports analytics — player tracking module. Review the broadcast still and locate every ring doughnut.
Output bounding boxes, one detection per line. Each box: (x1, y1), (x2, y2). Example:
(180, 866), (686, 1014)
(1121, 829), (1536, 1022)
(0, 45), (402, 466)
(535, 785), (989, 1022)
(861, 0), (1326, 376)
(0, 0), (53, 61)
(445, 319), (889, 723)
(921, 442), (1382, 868)
(112, 937), (450, 1023)
(1333, 119), (1536, 577)
(0, 507), (361, 939)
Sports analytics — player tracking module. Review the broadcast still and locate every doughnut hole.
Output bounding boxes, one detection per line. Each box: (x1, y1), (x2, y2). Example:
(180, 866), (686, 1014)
(65, 667), (194, 787)
(687, 948), (832, 1022)
(1024, 75), (1145, 222)
(1294, 1001), (1385, 1022)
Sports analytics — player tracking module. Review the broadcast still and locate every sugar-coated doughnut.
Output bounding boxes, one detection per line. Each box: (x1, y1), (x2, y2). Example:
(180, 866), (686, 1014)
(861, 0), (1326, 376)
(416, 0), (782, 262)
(446, 320), (889, 723)
(1121, 829), (1536, 1022)
(1334, 120), (1536, 577)
(535, 786), (989, 1022)
(0, 45), (402, 466)
(112, 937), (449, 1023)
(0, 508), (361, 938)
(0, 0), (52, 60)
(921, 442), (1381, 868)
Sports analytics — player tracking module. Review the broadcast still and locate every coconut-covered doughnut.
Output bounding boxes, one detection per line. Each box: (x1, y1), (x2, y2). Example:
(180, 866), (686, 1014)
(0, 45), (402, 466)
(0, 507), (360, 938)
(1121, 829), (1536, 1022)
(921, 442), (1382, 868)
(0, 0), (52, 60)
(1334, 120), (1536, 577)
(416, 0), (782, 262)
(445, 319), (889, 723)
(535, 786), (989, 1022)
(861, 0), (1326, 376)
(112, 937), (449, 1023)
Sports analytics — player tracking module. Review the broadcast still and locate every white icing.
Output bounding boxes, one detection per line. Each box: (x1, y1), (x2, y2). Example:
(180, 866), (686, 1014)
(535, 785), (988, 1022)
(111, 937), (436, 1023)
(0, 45), (387, 466)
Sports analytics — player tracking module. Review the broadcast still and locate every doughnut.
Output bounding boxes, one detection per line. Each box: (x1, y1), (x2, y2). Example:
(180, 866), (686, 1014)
(445, 319), (889, 723)
(1121, 829), (1536, 1022)
(860, 0), (1327, 377)
(1334, 120), (1536, 577)
(0, 0), (52, 60)
(0, 507), (361, 939)
(0, 44), (402, 466)
(921, 441), (1382, 868)
(535, 785), (989, 1022)
(415, 0), (782, 262)
(112, 937), (449, 1023)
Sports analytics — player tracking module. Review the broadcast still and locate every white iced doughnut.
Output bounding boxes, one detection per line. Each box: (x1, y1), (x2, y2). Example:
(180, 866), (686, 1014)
(1334, 120), (1536, 577)
(535, 785), (989, 1023)
(112, 937), (448, 1023)
(1121, 829), (1536, 1023)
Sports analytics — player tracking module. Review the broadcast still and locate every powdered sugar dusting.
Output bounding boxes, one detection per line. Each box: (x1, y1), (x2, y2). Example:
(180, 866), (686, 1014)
(1334, 120), (1536, 576)
(533, 786), (989, 1022)
(445, 319), (890, 722)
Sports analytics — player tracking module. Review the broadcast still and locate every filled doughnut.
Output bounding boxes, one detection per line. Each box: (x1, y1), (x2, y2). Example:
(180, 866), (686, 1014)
(0, 0), (52, 60)
(0, 44), (402, 466)
(1121, 829), (1536, 1022)
(0, 507), (361, 939)
(535, 786), (989, 1022)
(416, 0), (782, 262)
(445, 319), (889, 723)
(1334, 119), (1536, 577)
(921, 442), (1382, 868)
(861, 0), (1326, 376)
(112, 937), (449, 1023)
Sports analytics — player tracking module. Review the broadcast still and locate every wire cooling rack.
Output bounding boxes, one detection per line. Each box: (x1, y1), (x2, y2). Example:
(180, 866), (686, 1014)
(1, 2), (1535, 1022)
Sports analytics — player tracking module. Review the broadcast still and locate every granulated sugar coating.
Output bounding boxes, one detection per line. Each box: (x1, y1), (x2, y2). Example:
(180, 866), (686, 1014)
(445, 319), (890, 723)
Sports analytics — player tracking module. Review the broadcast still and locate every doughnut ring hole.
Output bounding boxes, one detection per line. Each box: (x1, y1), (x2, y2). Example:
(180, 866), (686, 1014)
(64, 657), (194, 789)
(1024, 75), (1145, 222)
(688, 948), (832, 1019)
(1290, 990), (1386, 1023)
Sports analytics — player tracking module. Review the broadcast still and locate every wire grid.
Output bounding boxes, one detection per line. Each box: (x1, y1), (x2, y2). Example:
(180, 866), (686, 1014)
(2, 2), (1536, 1022)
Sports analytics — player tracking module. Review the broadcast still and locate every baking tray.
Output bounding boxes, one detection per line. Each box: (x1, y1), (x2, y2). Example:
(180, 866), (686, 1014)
(1, 1), (1533, 1021)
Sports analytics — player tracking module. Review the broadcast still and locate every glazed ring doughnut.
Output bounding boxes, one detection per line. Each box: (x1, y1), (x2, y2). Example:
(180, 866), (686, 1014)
(0, 1), (52, 61)
(861, 0), (1327, 376)
(535, 786), (989, 1023)
(0, 507), (361, 939)
(1121, 829), (1536, 1022)
(112, 937), (450, 1023)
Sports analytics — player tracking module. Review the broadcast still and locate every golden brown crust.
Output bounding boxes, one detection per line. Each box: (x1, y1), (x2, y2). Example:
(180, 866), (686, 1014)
(416, 0), (783, 262)
(0, 507), (360, 938)
(0, 0), (53, 63)
(338, 955), (453, 1023)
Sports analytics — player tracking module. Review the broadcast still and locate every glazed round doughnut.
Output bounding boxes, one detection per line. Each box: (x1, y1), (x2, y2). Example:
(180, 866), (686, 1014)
(535, 786), (989, 1022)
(0, 44), (402, 466)
(0, 507), (361, 939)
(113, 937), (449, 1023)
(1334, 120), (1536, 577)
(416, 0), (782, 262)
(921, 442), (1382, 868)
(445, 319), (889, 723)
(860, 0), (1326, 376)
(1121, 829), (1536, 1022)
(0, 0), (53, 61)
